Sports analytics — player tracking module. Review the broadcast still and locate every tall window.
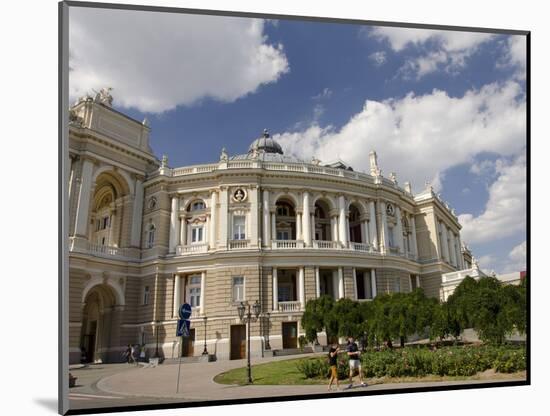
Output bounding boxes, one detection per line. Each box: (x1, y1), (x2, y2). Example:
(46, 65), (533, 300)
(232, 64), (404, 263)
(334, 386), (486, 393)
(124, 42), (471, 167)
(147, 224), (155, 248)
(277, 230), (290, 240)
(388, 226), (395, 247)
(187, 275), (201, 307)
(191, 226), (204, 243)
(232, 277), (244, 302)
(142, 286), (150, 305)
(233, 216), (246, 240)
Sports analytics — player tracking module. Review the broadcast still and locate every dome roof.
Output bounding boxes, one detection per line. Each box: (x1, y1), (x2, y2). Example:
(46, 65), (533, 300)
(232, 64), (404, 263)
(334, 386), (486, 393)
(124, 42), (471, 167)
(247, 129), (283, 155)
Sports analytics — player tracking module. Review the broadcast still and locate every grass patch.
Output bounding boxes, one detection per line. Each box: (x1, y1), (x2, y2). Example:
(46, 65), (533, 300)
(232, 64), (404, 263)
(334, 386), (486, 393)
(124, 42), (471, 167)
(214, 358), (325, 385)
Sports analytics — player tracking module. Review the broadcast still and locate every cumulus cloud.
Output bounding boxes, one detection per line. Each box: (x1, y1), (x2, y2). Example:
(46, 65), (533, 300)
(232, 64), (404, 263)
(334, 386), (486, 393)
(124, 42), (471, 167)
(479, 241), (527, 274)
(312, 87), (333, 100)
(499, 35), (527, 80)
(368, 27), (494, 78)
(470, 159), (496, 176)
(69, 8), (289, 113)
(275, 81), (526, 193)
(459, 155), (526, 244)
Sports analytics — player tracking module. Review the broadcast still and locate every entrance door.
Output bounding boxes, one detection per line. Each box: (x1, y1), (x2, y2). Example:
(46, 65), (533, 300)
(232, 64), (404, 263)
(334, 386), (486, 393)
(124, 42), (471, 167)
(282, 322), (298, 349)
(182, 328), (195, 357)
(84, 321), (97, 363)
(230, 325), (246, 360)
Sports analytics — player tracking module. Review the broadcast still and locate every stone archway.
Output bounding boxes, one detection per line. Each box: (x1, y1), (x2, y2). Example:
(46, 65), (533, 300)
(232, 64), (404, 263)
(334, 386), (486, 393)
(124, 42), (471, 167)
(79, 284), (123, 363)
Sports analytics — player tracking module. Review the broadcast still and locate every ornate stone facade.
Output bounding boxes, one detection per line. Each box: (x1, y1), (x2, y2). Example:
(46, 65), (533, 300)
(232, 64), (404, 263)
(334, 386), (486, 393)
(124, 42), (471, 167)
(68, 97), (471, 364)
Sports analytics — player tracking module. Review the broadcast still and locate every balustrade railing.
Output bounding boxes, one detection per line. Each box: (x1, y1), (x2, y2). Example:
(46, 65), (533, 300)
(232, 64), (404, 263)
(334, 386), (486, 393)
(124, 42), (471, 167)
(350, 242), (371, 252)
(278, 301), (301, 312)
(313, 240), (341, 249)
(272, 240), (304, 249)
(69, 237), (138, 260)
(177, 243), (208, 255)
(229, 240), (249, 250)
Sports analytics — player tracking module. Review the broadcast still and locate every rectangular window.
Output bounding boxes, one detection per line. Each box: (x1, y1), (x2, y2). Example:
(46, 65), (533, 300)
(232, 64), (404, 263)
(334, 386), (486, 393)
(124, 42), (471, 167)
(355, 271), (373, 299)
(277, 231), (290, 240)
(233, 216), (246, 240)
(232, 277), (244, 302)
(187, 275), (202, 307)
(410, 275), (417, 290)
(394, 278), (401, 293)
(388, 227), (395, 247)
(102, 216), (109, 230)
(191, 226), (204, 243)
(143, 286), (150, 305)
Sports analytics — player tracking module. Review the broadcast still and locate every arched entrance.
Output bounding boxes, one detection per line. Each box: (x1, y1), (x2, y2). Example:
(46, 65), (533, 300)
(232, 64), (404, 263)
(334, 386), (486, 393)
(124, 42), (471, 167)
(79, 284), (121, 363)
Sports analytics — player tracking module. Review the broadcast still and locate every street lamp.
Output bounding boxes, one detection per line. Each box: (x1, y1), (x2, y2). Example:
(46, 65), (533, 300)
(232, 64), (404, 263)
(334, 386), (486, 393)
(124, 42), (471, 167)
(237, 300), (261, 383)
(154, 320), (160, 358)
(264, 312), (271, 350)
(202, 316), (208, 355)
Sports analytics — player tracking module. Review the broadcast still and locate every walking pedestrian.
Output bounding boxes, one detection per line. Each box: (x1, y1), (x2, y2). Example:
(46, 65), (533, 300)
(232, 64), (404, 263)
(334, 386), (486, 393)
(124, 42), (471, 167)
(345, 336), (367, 389)
(327, 343), (341, 391)
(125, 344), (132, 364)
(139, 344), (146, 362)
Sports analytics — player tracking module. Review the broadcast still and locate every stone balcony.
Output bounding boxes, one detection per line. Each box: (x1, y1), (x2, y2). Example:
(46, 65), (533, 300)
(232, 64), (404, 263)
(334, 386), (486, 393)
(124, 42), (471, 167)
(69, 237), (140, 261)
(271, 240), (305, 249)
(277, 301), (302, 313)
(176, 243), (208, 255)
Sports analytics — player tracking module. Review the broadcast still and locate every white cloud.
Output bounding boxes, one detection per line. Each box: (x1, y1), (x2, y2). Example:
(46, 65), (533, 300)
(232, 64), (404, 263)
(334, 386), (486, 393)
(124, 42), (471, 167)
(459, 155), (526, 244)
(478, 241), (527, 274)
(369, 51), (387, 66)
(69, 8), (289, 113)
(499, 35), (527, 80)
(369, 27), (493, 78)
(275, 81), (526, 194)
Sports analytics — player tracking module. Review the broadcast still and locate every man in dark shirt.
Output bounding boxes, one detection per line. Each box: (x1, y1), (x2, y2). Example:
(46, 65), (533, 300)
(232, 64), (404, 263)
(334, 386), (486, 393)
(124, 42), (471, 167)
(327, 344), (340, 391)
(346, 336), (367, 389)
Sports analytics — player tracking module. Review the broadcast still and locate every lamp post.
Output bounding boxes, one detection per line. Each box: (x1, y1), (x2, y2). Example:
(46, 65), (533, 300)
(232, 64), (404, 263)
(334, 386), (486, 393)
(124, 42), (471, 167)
(154, 320), (160, 358)
(264, 312), (271, 350)
(202, 316), (208, 355)
(237, 300), (261, 384)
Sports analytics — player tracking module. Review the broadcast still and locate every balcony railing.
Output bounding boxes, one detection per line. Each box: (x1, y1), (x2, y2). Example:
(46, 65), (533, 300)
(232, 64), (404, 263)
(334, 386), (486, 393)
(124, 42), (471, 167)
(313, 240), (341, 249)
(278, 301), (301, 312)
(350, 242), (371, 252)
(229, 240), (249, 250)
(69, 237), (139, 260)
(177, 243), (208, 255)
(272, 240), (304, 249)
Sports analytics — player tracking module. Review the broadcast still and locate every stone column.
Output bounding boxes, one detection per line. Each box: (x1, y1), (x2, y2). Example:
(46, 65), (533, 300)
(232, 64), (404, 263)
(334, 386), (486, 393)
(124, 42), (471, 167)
(448, 230), (457, 266)
(456, 235), (464, 269)
(368, 201), (378, 249)
(395, 206), (404, 253)
(249, 187), (259, 248)
(315, 267), (320, 298)
(338, 267), (344, 299)
(296, 212), (302, 241)
(310, 213), (315, 242)
(299, 267), (305, 309)
(352, 268), (358, 300)
(108, 211), (116, 246)
(378, 201), (389, 253)
(200, 271), (206, 316)
(272, 268), (278, 311)
(262, 190), (270, 246)
(361, 220), (369, 245)
(271, 211), (276, 241)
(168, 196), (179, 253)
(330, 216), (338, 242)
(179, 217), (187, 247)
(363, 272), (370, 299)
(210, 190), (218, 249)
(338, 195), (348, 248)
(410, 215), (418, 259)
(173, 274), (181, 317)
(219, 187), (229, 249)
(416, 275), (421, 289)
(74, 158), (94, 237)
(370, 269), (377, 298)
(303, 192), (311, 246)
(440, 222), (450, 262)
(130, 178), (144, 247)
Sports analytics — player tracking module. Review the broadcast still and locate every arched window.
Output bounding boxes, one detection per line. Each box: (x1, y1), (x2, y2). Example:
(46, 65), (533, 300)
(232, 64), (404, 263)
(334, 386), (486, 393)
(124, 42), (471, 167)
(188, 200), (205, 211)
(147, 223), (156, 248)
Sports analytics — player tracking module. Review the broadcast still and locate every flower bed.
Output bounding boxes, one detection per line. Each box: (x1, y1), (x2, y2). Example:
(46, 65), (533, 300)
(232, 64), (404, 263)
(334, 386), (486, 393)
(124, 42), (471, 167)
(296, 344), (526, 380)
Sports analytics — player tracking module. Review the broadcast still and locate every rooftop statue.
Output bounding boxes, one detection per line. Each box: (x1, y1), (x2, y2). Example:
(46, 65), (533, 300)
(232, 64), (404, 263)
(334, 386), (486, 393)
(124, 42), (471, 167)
(93, 87), (114, 107)
(220, 147), (228, 162)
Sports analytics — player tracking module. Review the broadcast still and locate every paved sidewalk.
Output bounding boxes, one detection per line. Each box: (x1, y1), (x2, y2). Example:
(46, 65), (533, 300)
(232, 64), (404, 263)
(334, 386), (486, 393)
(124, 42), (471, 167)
(96, 353), (526, 402)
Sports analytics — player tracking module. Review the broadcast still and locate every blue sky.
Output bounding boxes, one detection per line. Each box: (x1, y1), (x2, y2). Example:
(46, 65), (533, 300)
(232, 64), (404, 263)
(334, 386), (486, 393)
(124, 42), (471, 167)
(69, 8), (527, 274)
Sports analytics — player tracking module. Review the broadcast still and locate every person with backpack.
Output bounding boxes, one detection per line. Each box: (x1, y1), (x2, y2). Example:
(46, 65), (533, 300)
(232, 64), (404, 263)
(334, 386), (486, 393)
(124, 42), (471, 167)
(327, 343), (341, 391)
